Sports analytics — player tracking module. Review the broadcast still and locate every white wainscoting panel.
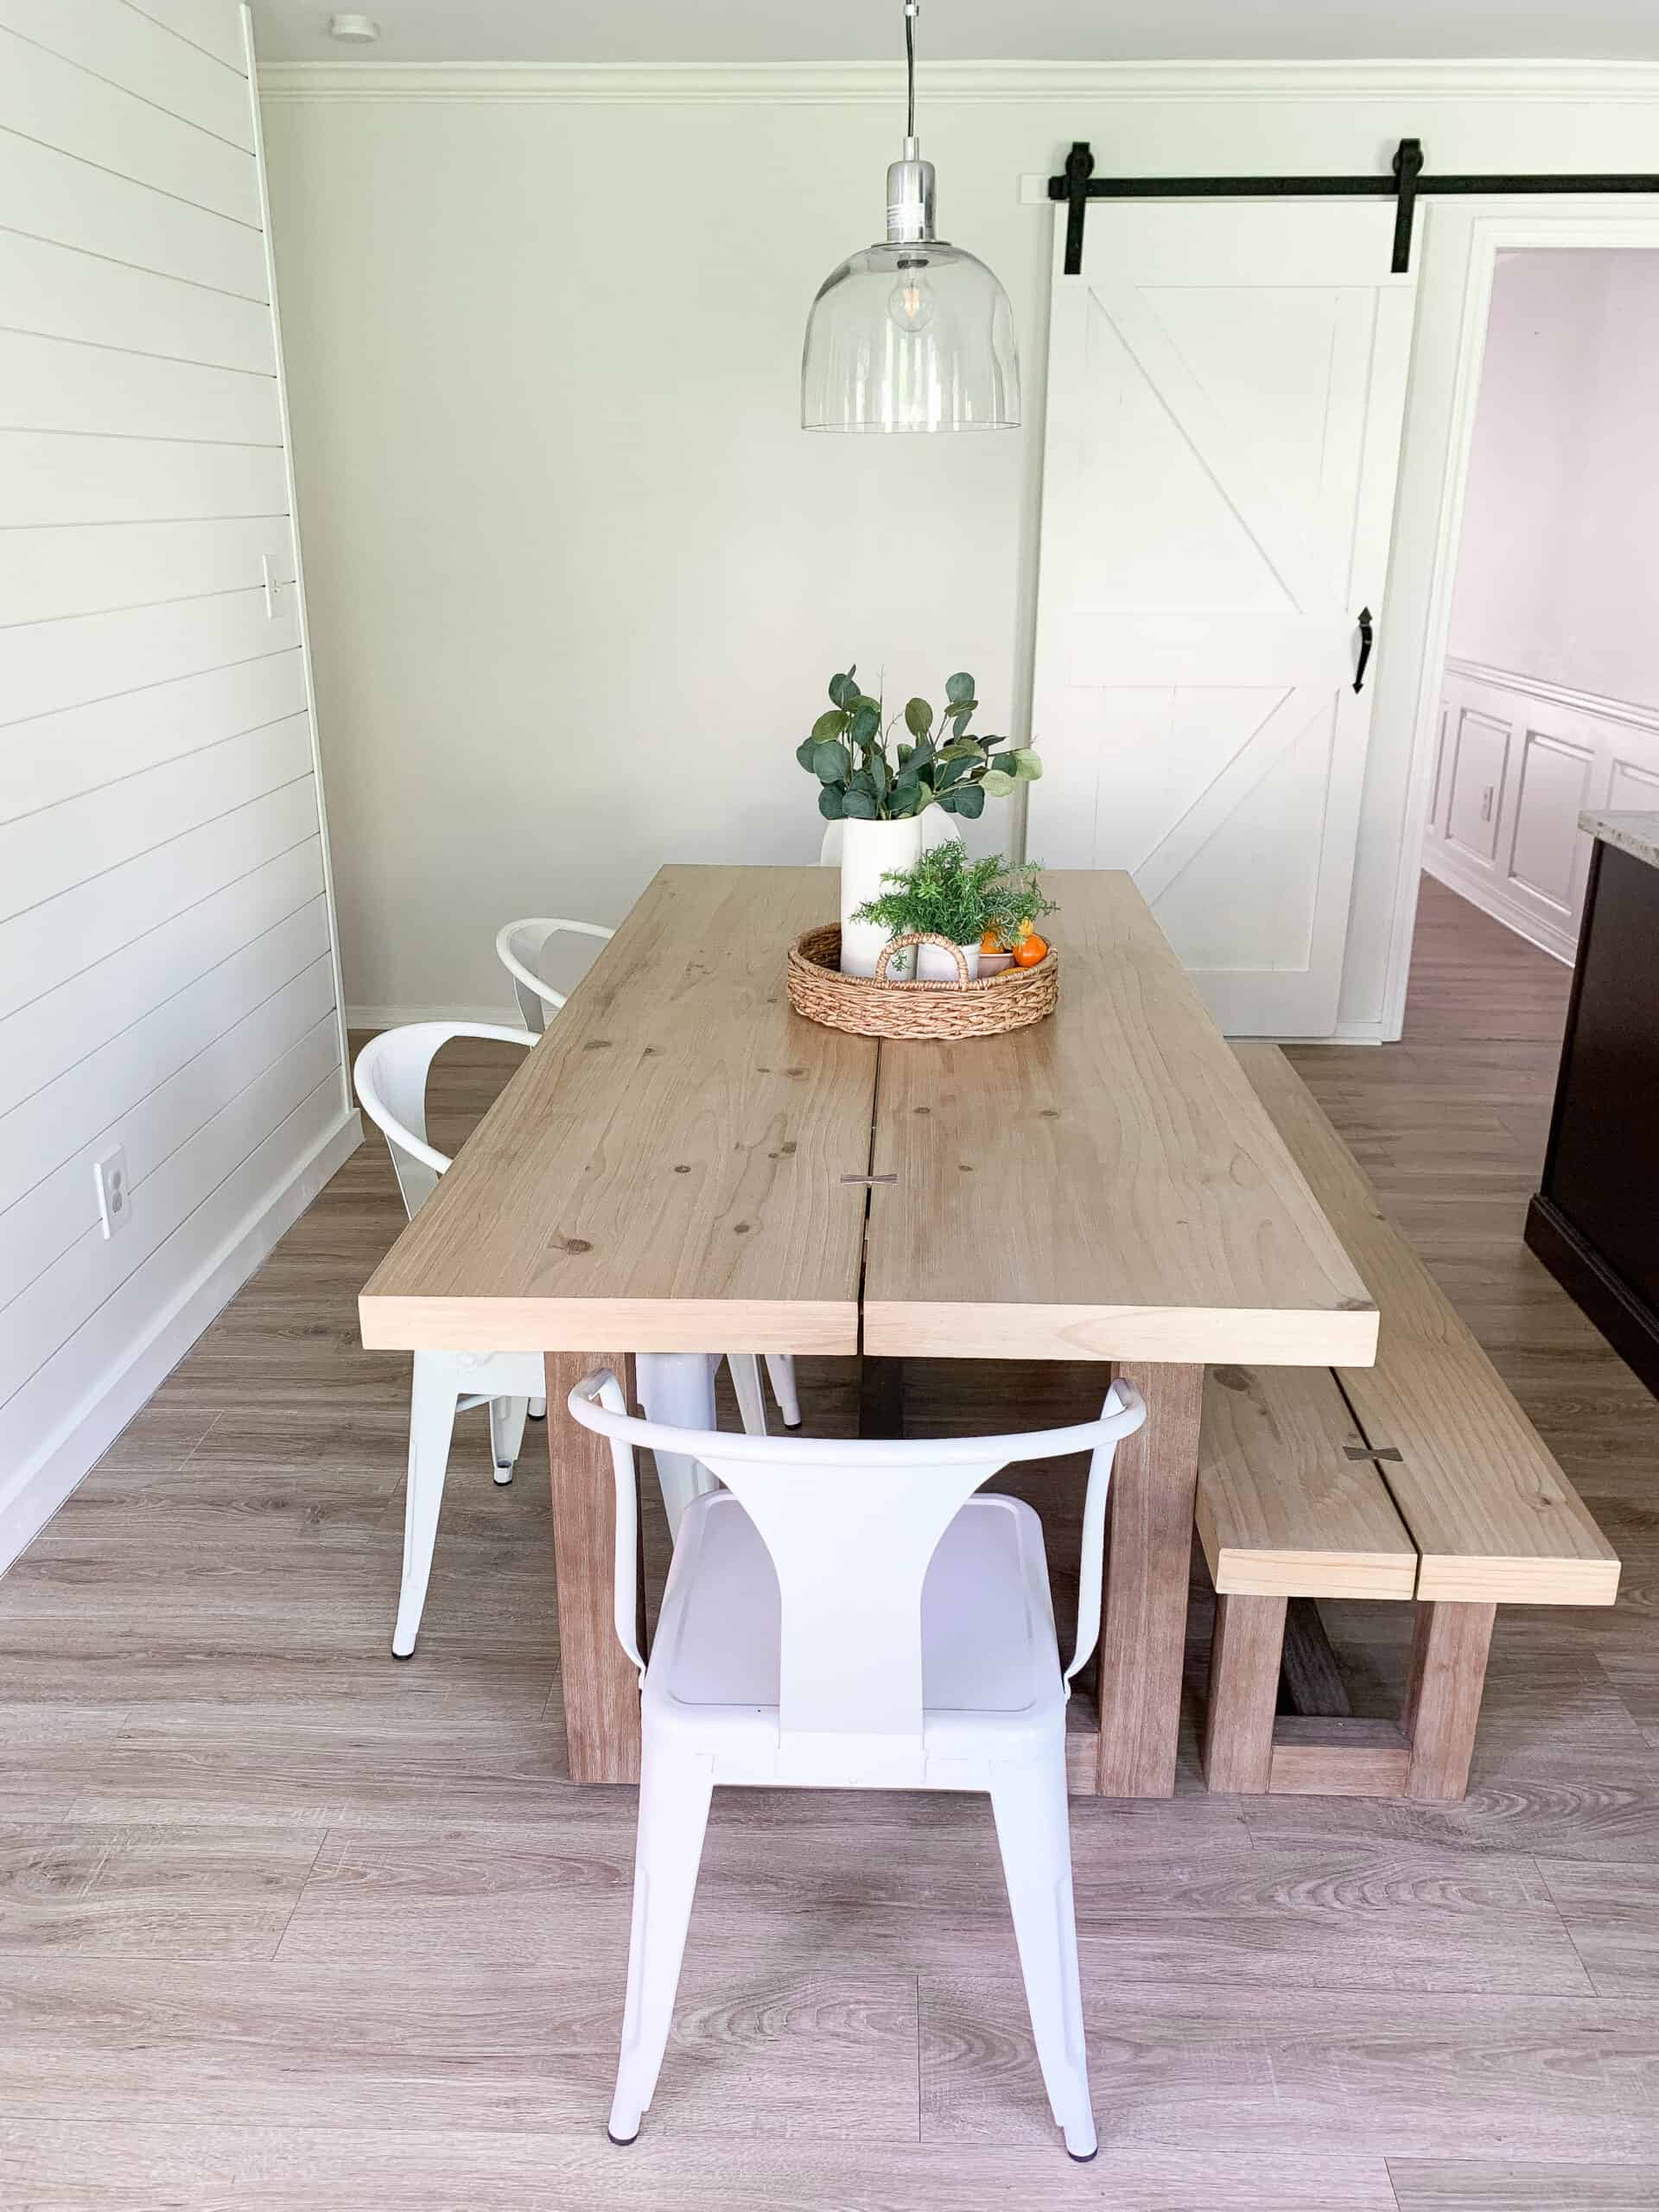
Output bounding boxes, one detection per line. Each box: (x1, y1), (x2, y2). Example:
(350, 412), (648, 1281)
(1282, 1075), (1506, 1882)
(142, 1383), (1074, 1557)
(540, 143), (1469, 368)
(0, 0), (355, 1570)
(1424, 658), (1659, 960)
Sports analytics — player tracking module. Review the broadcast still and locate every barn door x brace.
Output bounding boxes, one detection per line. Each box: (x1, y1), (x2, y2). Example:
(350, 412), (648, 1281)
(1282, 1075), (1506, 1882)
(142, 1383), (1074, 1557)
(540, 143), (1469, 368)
(1049, 138), (1659, 276)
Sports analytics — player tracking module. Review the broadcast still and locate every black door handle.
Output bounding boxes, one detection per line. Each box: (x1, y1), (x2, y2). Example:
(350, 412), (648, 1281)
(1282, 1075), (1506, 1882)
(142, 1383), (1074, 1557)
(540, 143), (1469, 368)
(1353, 607), (1375, 694)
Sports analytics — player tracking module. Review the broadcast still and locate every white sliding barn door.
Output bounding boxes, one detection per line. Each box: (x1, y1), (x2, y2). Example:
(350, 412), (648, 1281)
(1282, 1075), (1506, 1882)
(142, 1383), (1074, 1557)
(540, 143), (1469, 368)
(1031, 202), (1417, 1035)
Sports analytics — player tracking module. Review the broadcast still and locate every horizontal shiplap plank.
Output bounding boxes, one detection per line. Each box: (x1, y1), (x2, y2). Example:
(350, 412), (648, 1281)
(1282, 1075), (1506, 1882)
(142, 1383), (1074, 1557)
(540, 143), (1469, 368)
(0, 591), (299, 728)
(0, 772), (321, 1021)
(122, 0), (247, 76)
(0, 329), (279, 444)
(0, 0), (253, 150)
(0, 1065), (342, 1478)
(0, 647), (304, 823)
(0, 231), (274, 370)
(0, 715), (313, 920)
(0, 951), (334, 1307)
(0, 516), (293, 628)
(0, 430), (289, 524)
(0, 836), (323, 1113)
(0, 130), (266, 299)
(0, 896), (330, 1214)
(0, 29), (259, 227)
(0, 1020), (340, 1408)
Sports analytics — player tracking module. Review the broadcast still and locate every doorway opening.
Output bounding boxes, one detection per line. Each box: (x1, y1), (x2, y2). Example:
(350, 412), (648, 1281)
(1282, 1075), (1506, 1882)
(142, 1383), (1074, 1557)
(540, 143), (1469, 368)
(1407, 245), (1659, 1058)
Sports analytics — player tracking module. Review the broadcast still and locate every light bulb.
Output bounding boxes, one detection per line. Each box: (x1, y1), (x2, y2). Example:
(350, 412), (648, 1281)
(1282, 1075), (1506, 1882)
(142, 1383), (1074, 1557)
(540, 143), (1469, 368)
(887, 258), (936, 335)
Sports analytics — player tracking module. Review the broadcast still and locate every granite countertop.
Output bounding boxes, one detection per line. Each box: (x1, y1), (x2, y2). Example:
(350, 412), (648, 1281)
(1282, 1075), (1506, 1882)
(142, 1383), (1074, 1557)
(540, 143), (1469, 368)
(1580, 810), (1659, 873)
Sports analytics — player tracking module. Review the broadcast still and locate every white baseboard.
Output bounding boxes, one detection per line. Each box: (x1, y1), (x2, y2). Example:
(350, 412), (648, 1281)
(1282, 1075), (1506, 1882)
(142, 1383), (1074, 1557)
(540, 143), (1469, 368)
(1229, 1026), (1385, 1047)
(1421, 849), (1577, 965)
(0, 1109), (363, 1574)
(346, 1003), (512, 1032)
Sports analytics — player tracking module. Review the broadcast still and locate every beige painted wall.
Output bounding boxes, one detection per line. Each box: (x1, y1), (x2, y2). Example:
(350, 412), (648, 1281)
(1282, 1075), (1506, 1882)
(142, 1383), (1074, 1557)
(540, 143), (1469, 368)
(260, 70), (1659, 1029)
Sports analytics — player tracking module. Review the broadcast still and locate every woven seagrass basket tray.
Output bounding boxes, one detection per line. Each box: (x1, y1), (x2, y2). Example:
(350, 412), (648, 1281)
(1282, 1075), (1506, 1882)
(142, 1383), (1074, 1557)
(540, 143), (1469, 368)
(785, 926), (1058, 1040)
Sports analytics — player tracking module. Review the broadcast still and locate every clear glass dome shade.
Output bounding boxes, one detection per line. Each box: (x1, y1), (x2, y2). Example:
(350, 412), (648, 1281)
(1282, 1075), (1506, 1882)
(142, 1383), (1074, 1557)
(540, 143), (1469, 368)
(801, 239), (1020, 433)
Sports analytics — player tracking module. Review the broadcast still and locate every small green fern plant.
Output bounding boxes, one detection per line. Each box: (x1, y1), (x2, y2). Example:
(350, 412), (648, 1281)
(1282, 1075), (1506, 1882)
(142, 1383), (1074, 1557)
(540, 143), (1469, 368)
(853, 846), (1058, 949)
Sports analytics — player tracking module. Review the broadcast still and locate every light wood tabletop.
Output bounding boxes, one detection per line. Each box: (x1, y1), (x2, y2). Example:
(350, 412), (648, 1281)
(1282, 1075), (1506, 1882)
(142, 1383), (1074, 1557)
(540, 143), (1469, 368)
(358, 864), (1380, 1796)
(865, 872), (1377, 1366)
(360, 868), (874, 1357)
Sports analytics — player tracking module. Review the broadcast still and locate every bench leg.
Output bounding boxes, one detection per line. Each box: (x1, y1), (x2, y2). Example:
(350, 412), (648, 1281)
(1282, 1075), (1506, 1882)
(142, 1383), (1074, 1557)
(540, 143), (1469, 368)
(1402, 1600), (1496, 1802)
(1201, 1592), (1287, 1794)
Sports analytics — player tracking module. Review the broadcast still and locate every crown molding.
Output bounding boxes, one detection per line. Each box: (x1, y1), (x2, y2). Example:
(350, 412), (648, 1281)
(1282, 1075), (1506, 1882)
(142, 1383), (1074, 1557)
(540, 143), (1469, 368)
(254, 56), (1659, 105)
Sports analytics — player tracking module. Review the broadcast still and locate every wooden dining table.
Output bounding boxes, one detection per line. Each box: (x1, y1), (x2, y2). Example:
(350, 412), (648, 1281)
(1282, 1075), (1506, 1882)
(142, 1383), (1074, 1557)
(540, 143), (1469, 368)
(359, 865), (1378, 1796)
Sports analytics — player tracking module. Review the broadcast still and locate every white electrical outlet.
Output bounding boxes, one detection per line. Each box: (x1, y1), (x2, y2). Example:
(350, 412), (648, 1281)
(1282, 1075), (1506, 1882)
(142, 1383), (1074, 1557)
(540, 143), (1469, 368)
(93, 1146), (130, 1238)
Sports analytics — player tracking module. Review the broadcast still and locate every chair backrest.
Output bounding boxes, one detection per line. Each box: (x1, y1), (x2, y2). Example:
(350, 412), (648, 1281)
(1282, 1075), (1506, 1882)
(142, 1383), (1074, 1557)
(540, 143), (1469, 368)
(494, 917), (614, 1034)
(567, 1374), (1146, 1751)
(353, 1021), (534, 1219)
(817, 811), (965, 867)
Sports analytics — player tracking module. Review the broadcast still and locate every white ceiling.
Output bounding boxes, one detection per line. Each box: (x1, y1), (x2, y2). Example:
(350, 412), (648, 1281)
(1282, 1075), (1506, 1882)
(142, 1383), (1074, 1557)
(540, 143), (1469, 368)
(248, 0), (1659, 66)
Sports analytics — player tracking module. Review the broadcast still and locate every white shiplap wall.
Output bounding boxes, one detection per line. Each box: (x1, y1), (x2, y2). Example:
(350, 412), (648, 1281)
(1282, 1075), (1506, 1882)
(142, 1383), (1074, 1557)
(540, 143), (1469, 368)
(0, 0), (358, 1563)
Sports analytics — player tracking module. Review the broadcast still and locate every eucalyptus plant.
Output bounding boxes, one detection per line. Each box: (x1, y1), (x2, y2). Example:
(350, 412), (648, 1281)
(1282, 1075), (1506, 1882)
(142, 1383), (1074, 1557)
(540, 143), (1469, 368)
(796, 665), (1041, 822)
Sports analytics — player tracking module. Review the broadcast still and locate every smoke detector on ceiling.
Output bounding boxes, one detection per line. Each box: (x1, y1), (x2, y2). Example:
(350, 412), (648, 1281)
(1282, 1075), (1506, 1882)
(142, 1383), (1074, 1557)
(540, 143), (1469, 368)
(328, 12), (379, 40)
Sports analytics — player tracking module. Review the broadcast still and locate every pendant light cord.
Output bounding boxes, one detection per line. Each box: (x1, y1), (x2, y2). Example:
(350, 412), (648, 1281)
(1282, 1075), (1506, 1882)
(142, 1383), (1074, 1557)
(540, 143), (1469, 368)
(904, 0), (918, 143)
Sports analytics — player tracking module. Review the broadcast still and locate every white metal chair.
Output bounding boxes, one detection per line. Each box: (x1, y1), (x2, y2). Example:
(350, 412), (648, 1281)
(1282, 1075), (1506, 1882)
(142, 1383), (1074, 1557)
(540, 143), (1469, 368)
(493, 917), (801, 1440)
(567, 1370), (1147, 2160)
(494, 916), (616, 1035)
(353, 1024), (792, 1656)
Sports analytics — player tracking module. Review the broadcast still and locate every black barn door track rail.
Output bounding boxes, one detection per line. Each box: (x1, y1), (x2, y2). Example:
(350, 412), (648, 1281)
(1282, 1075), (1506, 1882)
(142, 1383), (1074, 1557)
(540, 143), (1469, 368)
(1050, 138), (1659, 277)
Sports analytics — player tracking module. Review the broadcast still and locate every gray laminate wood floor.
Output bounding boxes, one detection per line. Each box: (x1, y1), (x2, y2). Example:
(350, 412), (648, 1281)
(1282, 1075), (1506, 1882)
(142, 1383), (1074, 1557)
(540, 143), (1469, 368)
(5, 876), (1658, 2211)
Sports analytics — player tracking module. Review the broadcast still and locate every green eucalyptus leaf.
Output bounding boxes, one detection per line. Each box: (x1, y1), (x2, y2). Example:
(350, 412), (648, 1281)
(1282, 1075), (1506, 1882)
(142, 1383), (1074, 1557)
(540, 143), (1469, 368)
(810, 709), (847, 746)
(943, 780), (985, 819)
(828, 668), (857, 709)
(818, 785), (845, 820)
(850, 703), (880, 749)
(935, 755), (970, 791)
(1011, 748), (1043, 782)
(904, 696), (934, 738)
(869, 750), (887, 798)
(980, 768), (1017, 798)
(841, 785), (878, 820)
(948, 702), (976, 735)
(796, 735), (818, 773)
(945, 671), (976, 705)
(813, 738), (851, 784)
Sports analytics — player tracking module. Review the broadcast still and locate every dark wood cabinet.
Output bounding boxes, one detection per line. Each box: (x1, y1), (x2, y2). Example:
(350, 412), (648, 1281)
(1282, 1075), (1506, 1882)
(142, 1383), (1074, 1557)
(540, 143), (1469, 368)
(1526, 836), (1659, 1398)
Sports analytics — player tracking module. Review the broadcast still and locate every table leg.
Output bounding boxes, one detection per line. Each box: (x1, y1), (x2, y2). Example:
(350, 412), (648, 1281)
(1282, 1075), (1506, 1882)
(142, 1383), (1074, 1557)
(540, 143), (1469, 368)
(1095, 1361), (1205, 1798)
(858, 1355), (906, 1440)
(545, 1350), (641, 1785)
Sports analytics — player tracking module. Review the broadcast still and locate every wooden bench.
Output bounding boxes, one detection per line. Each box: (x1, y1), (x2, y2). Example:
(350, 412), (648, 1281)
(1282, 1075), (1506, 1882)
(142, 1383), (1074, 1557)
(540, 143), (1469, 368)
(1196, 1046), (1620, 1802)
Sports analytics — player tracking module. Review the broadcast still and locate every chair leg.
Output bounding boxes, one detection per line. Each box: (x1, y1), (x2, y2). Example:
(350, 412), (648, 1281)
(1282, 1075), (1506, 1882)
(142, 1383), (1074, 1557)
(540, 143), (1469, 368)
(393, 1353), (459, 1658)
(637, 1353), (721, 1544)
(727, 1353), (769, 1438)
(988, 1751), (1097, 2161)
(607, 1745), (715, 2145)
(488, 1395), (530, 1485)
(764, 1352), (802, 1429)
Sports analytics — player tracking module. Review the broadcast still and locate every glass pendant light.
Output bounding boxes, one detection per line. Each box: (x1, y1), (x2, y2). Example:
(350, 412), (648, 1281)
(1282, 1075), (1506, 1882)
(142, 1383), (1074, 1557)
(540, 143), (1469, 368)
(801, 1), (1020, 433)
